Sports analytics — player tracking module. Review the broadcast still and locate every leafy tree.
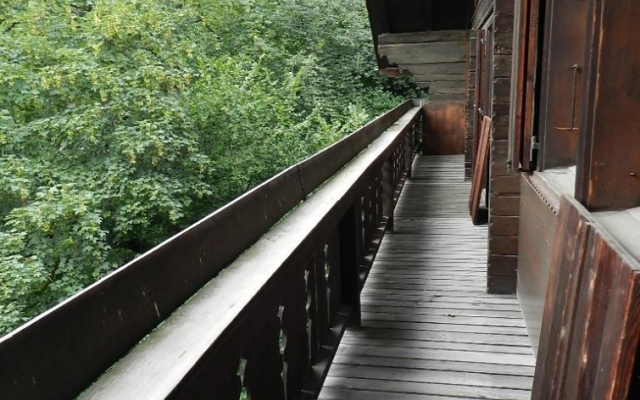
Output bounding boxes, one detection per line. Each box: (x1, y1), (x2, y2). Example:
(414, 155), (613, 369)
(0, 0), (421, 335)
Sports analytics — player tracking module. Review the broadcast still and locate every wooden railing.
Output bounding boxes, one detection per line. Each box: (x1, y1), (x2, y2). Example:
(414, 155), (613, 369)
(0, 101), (422, 400)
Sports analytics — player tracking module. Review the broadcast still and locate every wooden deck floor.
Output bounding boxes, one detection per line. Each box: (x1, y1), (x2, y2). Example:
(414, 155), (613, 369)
(319, 155), (535, 400)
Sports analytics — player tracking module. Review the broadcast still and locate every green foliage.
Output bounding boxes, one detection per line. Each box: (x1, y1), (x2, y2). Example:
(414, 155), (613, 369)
(0, 0), (421, 335)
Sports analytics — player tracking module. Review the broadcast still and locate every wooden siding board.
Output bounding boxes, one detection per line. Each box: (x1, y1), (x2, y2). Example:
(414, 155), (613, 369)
(517, 176), (559, 354)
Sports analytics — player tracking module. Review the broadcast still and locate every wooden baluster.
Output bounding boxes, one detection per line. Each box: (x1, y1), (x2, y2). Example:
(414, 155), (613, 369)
(369, 181), (377, 238)
(242, 311), (285, 400)
(218, 361), (244, 400)
(359, 195), (366, 254)
(314, 249), (329, 343)
(382, 158), (394, 232)
(376, 172), (383, 228)
(405, 130), (414, 179)
(364, 184), (373, 248)
(397, 146), (402, 184)
(182, 358), (242, 400)
(305, 259), (320, 363)
(339, 203), (362, 327)
(326, 229), (342, 319)
(281, 269), (310, 398)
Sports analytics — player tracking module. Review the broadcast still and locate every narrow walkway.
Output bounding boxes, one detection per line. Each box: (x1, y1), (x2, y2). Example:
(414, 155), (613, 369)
(319, 155), (535, 400)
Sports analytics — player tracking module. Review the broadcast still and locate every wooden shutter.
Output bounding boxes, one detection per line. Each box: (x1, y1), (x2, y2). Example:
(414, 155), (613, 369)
(508, 0), (542, 171)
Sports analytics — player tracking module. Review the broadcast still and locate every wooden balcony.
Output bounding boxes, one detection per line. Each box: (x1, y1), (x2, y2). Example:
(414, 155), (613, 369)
(320, 156), (534, 399)
(0, 102), (534, 400)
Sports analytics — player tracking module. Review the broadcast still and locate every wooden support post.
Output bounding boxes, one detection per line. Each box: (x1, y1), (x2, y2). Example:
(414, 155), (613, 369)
(338, 204), (362, 327)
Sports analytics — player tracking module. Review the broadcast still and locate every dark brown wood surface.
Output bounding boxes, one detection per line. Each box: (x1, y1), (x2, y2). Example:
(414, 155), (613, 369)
(422, 102), (466, 155)
(517, 175), (559, 354)
(469, 117), (491, 225)
(319, 155), (535, 399)
(532, 195), (640, 399)
(575, 0), (640, 210)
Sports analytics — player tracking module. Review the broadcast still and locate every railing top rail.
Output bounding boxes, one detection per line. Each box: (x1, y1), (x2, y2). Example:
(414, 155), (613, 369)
(0, 101), (417, 400)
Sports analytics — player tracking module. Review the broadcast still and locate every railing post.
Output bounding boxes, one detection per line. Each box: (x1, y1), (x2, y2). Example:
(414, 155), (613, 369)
(338, 203), (362, 327)
(382, 158), (394, 232)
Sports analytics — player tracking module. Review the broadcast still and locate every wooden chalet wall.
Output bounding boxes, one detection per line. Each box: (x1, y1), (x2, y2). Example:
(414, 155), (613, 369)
(470, 0), (520, 294)
(377, 31), (470, 102)
(531, 196), (640, 399)
(377, 31), (470, 155)
(511, 0), (640, 396)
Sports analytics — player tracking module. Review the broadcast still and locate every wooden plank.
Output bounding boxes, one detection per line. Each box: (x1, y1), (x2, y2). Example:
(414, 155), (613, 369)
(494, 13), (515, 55)
(531, 197), (591, 399)
(490, 216), (520, 236)
(413, 73), (466, 82)
(378, 30), (469, 45)
(327, 365), (533, 390)
(337, 345), (534, 367)
(490, 194), (521, 216)
(360, 312), (525, 328)
(341, 329), (530, 348)
(491, 175), (521, 195)
(331, 354), (534, 376)
(378, 42), (468, 65)
(490, 236), (519, 255)
(322, 376), (531, 400)
(403, 62), (468, 76)
(340, 336), (532, 356)
(320, 387), (458, 400)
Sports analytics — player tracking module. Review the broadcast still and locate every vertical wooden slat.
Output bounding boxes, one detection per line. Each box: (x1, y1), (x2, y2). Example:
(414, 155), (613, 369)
(375, 173), (383, 228)
(382, 158), (394, 231)
(562, 235), (614, 399)
(306, 259), (320, 363)
(282, 268), (310, 398)
(243, 312), (285, 400)
(326, 230), (342, 319)
(314, 249), (329, 342)
(338, 204), (362, 327)
(532, 197), (590, 399)
(592, 257), (640, 399)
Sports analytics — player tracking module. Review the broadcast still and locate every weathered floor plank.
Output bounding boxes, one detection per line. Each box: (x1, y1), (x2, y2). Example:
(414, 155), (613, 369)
(319, 155), (534, 399)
